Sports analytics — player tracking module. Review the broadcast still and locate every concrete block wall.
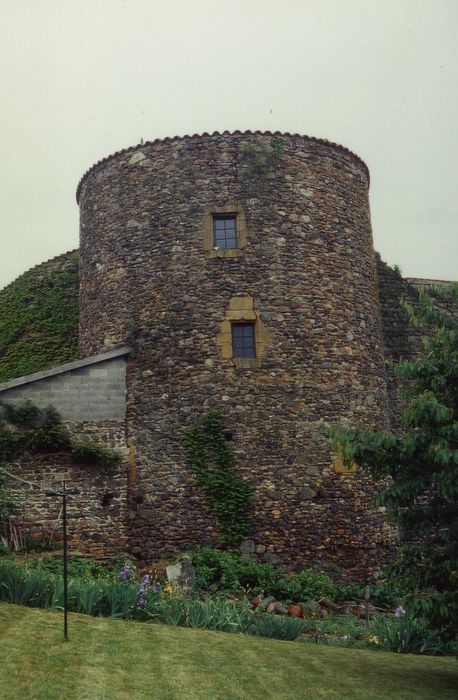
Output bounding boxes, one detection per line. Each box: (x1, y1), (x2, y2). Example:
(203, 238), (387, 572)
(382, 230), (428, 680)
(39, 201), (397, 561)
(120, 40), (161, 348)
(0, 347), (130, 421)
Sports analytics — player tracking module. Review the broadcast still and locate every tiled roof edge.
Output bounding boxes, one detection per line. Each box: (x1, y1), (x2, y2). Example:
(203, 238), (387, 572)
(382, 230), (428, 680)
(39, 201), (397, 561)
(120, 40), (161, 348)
(76, 130), (370, 203)
(405, 277), (457, 287)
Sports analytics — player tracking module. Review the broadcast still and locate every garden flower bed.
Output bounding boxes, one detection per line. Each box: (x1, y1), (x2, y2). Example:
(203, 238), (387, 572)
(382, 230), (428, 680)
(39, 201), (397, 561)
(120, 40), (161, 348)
(1, 548), (456, 654)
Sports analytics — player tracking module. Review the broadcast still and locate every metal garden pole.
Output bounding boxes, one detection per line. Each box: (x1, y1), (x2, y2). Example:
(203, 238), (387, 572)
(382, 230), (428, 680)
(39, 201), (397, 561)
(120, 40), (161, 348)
(62, 484), (68, 640)
(45, 481), (79, 641)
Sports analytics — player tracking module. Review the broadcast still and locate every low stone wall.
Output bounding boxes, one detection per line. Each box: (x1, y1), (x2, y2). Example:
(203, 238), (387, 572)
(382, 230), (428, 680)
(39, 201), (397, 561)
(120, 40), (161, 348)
(6, 421), (129, 558)
(0, 349), (131, 558)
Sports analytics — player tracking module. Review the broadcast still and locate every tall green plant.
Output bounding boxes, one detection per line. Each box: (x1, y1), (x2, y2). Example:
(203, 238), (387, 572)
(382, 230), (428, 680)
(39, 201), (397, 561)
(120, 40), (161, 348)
(372, 614), (445, 655)
(0, 470), (17, 535)
(330, 285), (458, 640)
(184, 411), (253, 547)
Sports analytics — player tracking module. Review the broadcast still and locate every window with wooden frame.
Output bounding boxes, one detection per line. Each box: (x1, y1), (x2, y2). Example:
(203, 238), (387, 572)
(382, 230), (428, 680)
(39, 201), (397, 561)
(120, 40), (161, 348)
(231, 322), (256, 359)
(213, 215), (238, 250)
(202, 204), (248, 258)
(216, 296), (271, 368)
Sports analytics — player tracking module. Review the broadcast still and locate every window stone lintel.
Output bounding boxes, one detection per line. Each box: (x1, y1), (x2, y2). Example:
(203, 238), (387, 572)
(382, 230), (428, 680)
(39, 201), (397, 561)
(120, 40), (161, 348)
(228, 297), (254, 311)
(226, 310), (256, 321)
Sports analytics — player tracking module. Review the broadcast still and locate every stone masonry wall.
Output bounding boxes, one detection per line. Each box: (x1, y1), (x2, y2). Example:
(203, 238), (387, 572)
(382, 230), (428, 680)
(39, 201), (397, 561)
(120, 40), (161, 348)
(7, 422), (129, 558)
(376, 257), (424, 428)
(78, 131), (394, 579)
(376, 258), (457, 428)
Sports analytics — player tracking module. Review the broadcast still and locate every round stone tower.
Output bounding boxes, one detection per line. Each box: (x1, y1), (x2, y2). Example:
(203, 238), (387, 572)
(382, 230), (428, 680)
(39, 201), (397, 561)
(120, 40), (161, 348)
(77, 131), (394, 576)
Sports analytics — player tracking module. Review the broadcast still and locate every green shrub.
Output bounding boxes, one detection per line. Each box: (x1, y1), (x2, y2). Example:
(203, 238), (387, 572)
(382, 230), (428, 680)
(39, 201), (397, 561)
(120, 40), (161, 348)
(103, 579), (140, 619)
(3, 557), (457, 650)
(251, 615), (306, 641)
(191, 546), (242, 592)
(0, 559), (143, 619)
(191, 546), (282, 595)
(372, 613), (446, 655)
(71, 579), (104, 615)
(185, 598), (255, 633)
(191, 547), (336, 601)
(22, 424), (71, 452)
(183, 599), (212, 629)
(206, 600), (255, 633)
(0, 401), (121, 473)
(71, 443), (123, 471)
(1, 402), (71, 452)
(0, 558), (301, 641)
(235, 558), (281, 595)
(151, 596), (304, 640)
(26, 554), (111, 580)
(334, 582), (401, 608)
(275, 569), (336, 603)
(301, 614), (369, 647)
(156, 597), (190, 627)
(1, 401), (42, 426)
(149, 597), (237, 630)
(0, 561), (57, 608)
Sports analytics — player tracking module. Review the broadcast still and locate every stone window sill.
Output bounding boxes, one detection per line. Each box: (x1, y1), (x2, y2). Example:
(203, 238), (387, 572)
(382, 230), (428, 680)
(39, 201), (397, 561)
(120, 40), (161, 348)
(232, 358), (259, 369)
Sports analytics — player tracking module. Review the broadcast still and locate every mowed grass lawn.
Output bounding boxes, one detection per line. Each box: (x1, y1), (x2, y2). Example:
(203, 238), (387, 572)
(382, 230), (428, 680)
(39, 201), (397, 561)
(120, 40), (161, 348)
(0, 603), (457, 700)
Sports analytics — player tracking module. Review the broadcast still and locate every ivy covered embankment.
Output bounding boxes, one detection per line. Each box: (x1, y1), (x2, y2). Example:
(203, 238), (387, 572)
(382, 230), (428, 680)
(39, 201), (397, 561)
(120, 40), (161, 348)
(0, 251), (79, 382)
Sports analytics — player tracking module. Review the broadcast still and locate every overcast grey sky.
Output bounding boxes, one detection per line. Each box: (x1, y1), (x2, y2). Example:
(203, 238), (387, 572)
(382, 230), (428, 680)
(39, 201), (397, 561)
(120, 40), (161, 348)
(1, 0), (456, 289)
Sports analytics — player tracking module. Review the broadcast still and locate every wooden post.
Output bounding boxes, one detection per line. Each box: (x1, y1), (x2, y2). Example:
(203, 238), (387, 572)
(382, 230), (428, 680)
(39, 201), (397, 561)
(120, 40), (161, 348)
(364, 585), (370, 629)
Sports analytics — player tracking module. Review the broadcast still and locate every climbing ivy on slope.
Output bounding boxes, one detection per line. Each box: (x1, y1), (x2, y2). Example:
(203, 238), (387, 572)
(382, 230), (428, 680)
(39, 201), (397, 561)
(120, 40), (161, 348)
(0, 252), (79, 382)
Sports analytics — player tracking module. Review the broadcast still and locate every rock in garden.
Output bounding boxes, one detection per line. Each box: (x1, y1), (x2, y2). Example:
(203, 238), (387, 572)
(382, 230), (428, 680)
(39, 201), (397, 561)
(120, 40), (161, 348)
(166, 557), (195, 590)
(274, 602), (289, 615)
(287, 604), (304, 618)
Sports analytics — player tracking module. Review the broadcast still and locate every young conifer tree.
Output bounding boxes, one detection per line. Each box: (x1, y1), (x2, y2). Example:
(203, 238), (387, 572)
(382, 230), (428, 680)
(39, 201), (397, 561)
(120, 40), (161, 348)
(331, 285), (458, 640)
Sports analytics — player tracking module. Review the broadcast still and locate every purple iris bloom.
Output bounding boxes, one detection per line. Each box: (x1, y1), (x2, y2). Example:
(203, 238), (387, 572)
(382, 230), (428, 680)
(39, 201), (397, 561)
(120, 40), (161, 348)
(119, 564), (134, 584)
